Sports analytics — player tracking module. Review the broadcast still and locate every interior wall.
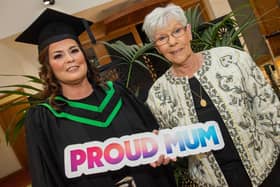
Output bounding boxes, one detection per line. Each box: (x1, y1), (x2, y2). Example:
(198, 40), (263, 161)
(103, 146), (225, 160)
(205, 0), (232, 19)
(227, 0), (269, 60)
(0, 0), (113, 39)
(0, 36), (40, 93)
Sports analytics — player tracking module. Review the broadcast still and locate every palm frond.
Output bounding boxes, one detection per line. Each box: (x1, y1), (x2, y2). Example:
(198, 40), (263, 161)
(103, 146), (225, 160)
(145, 52), (171, 65)
(5, 111), (27, 144)
(0, 100), (30, 112)
(101, 41), (159, 88)
(0, 73), (44, 143)
(133, 59), (150, 72)
(102, 41), (133, 62)
(0, 90), (36, 97)
(185, 5), (202, 32)
(0, 74), (43, 84)
(0, 84), (42, 92)
(133, 43), (154, 61)
(187, 4), (257, 52)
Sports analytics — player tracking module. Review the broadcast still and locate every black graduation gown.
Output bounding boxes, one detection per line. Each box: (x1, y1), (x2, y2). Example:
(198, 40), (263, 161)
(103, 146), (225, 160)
(25, 81), (176, 187)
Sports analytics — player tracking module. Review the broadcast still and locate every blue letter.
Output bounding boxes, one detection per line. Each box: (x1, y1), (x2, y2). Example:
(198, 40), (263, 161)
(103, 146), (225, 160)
(164, 133), (185, 154)
(198, 126), (219, 147)
(183, 129), (200, 149)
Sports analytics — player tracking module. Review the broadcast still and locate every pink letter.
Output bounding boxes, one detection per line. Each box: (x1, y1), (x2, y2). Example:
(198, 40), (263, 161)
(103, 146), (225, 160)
(124, 139), (141, 161)
(141, 137), (158, 158)
(87, 146), (104, 169)
(104, 143), (124, 164)
(70, 149), (86, 172)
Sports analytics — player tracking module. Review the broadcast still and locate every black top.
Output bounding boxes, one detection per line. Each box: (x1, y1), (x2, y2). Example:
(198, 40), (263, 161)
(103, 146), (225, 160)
(25, 81), (176, 187)
(189, 77), (252, 187)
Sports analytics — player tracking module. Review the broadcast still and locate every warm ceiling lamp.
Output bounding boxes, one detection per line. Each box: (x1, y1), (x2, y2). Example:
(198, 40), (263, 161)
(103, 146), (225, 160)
(43, 0), (55, 5)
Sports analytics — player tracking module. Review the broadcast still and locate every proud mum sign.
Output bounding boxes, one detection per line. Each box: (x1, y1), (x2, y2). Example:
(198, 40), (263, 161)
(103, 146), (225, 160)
(64, 121), (224, 178)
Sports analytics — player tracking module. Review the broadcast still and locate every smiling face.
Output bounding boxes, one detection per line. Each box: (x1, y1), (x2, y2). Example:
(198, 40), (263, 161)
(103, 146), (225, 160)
(48, 38), (88, 87)
(154, 19), (193, 66)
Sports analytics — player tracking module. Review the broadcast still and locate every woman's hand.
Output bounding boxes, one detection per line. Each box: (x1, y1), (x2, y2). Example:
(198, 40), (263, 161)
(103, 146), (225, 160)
(150, 130), (177, 168)
(150, 155), (177, 168)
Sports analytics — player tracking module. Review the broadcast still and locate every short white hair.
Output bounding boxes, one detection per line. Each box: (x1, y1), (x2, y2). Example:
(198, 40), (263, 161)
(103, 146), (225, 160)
(142, 3), (187, 42)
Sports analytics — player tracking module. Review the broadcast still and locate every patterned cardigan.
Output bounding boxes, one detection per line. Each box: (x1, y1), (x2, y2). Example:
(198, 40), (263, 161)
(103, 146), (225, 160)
(146, 47), (280, 187)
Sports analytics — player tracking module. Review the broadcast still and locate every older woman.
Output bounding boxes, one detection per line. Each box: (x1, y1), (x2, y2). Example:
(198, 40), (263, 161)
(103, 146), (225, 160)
(143, 3), (280, 187)
(15, 8), (176, 187)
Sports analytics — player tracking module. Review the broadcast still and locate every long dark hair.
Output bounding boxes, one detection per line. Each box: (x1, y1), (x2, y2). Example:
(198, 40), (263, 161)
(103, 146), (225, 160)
(38, 40), (106, 109)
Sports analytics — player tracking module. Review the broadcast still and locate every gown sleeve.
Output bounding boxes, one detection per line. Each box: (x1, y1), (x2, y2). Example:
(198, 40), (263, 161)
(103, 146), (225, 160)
(25, 106), (65, 187)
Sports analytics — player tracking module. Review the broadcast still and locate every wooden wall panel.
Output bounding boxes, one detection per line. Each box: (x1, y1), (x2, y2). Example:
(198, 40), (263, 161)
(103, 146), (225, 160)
(249, 0), (280, 56)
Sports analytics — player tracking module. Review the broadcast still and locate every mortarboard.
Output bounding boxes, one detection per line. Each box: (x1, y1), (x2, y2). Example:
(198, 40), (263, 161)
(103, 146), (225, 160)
(15, 8), (95, 52)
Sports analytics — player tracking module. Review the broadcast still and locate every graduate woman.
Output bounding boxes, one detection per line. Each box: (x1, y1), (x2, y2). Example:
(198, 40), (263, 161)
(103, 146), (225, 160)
(16, 8), (176, 187)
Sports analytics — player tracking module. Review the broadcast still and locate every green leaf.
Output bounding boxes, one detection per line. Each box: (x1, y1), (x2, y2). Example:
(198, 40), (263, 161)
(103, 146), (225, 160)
(133, 43), (153, 61)
(0, 100), (30, 112)
(0, 74), (43, 84)
(134, 59), (150, 71)
(102, 41), (132, 62)
(0, 84), (42, 92)
(185, 4), (202, 32)
(0, 90), (36, 97)
(5, 112), (26, 144)
(145, 52), (171, 65)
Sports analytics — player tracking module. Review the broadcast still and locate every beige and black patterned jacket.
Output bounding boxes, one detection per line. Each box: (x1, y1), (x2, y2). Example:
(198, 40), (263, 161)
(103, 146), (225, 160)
(146, 47), (280, 187)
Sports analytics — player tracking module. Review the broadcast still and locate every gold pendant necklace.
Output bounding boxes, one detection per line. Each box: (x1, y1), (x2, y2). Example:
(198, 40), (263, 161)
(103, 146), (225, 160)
(190, 85), (207, 107)
(200, 98), (207, 107)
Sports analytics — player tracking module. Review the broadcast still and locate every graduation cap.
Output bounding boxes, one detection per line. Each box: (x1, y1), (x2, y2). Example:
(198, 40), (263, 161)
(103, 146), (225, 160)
(15, 8), (96, 52)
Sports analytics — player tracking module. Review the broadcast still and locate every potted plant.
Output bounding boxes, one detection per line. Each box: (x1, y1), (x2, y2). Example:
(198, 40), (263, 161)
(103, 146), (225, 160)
(0, 74), (44, 143)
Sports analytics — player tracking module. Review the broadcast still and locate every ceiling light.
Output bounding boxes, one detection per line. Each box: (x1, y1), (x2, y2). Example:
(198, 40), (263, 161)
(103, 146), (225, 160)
(43, 0), (55, 5)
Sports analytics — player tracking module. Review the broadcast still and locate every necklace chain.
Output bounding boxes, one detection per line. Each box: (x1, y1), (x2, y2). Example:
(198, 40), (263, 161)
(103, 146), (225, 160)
(190, 85), (207, 107)
(171, 53), (207, 107)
